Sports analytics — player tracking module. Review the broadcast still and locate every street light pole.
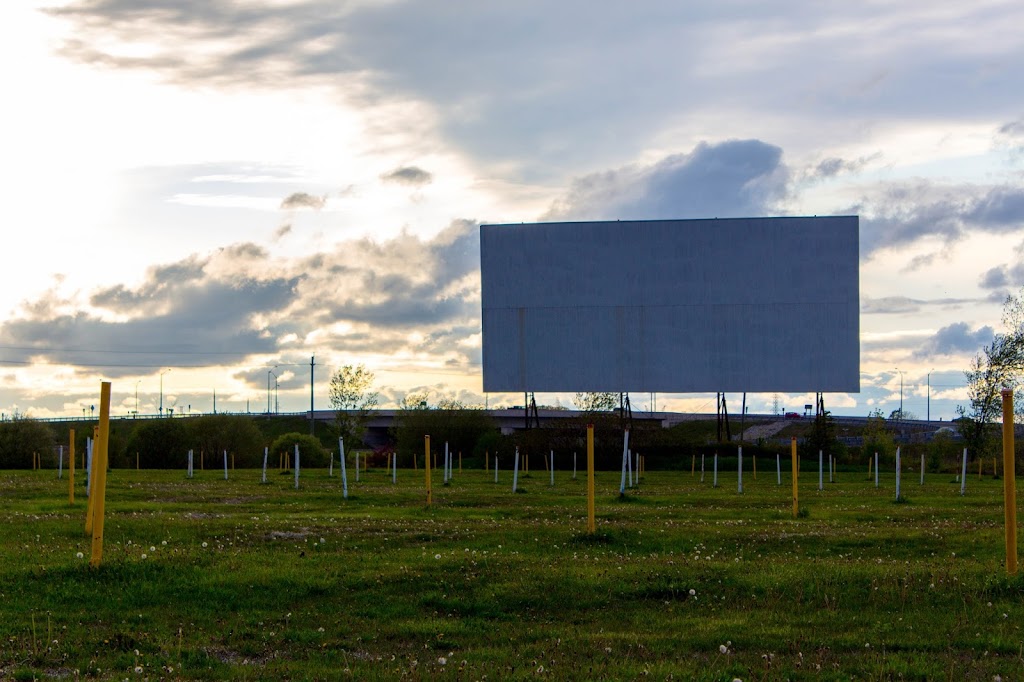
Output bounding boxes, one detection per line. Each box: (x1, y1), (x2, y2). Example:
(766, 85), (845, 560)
(159, 369), (171, 417)
(135, 379), (141, 417)
(927, 370), (933, 422)
(894, 367), (904, 425)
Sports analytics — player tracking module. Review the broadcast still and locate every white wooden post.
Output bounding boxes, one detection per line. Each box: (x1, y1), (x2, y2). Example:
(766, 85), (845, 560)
(701, 453), (705, 483)
(573, 451), (577, 479)
(895, 447), (902, 500)
(512, 447), (520, 492)
(392, 452), (397, 484)
(818, 450), (823, 491)
(874, 452), (879, 488)
(627, 448), (634, 488)
(920, 453), (925, 485)
(494, 455), (499, 483)
(444, 442), (450, 483)
(355, 451), (360, 482)
(737, 447), (743, 494)
(776, 453), (781, 485)
(550, 450), (555, 487)
(960, 448), (968, 496)
(294, 444), (300, 490)
(85, 438), (92, 498)
(223, 450), (228, 480)
(262, 447), (268, 483)
(329, 454), (333, 477)
(339, 437), (348, 499)
(713, 453), (718, 488)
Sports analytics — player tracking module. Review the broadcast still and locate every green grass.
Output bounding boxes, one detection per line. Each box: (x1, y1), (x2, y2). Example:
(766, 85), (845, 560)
(1, 463), (1023, 680)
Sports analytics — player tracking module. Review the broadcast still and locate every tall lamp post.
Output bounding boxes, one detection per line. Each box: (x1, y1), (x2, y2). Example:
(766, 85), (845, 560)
(268, 369), (278, 414)
(135, 379), (141, 417)
(159, 369), (171, 417)
(927, 369), (934, 422)
(894, 367), (904, 425)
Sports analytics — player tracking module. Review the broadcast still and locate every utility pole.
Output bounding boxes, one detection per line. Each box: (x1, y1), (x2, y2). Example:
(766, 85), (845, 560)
(310, 355), (315, 435)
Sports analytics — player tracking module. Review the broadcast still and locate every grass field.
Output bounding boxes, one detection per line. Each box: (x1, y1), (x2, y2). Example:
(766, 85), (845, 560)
(2, 459), (1023, 680)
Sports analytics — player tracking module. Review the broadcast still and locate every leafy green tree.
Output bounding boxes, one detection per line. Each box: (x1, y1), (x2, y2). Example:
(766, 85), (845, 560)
(125, 419), (190, 468)
(186, 414), (264, 467)
(0, 414), (56, 469)
(572, 392), (618, 413)
(269, 432), (329, 468)
(391, 393), (496, 467)
(329, 364), (379, 448)
(957, 287), (1024, 458)
(861, 409), (895, 462)
(804, 406), (838, 460)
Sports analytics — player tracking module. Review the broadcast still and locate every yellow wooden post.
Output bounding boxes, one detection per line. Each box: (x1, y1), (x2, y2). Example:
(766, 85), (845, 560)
(425, 435), (432, 506)
(1002, 389), (1017, 575)
(791, 437), (799, 518)
(586, 424), (596, 534)
(68, 430), (75, 505)
(89, 382), (112, 568)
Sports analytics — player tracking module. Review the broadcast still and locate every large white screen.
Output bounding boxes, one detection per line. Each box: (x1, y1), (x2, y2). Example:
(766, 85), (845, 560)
(480, 216), (859, 393)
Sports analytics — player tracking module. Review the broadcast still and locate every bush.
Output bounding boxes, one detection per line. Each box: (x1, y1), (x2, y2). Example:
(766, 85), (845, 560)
(187, 415), (265, 467)
(0, 415), (55, 469)
(269, 432), (329, 468)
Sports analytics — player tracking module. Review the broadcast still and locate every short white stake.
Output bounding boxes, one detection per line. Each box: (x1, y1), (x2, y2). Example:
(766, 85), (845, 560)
(920, 453), (925, 485)
(187, 449), (193, 478)
(776, 453), (781, 485)
(713, 453), (718, 488)
(339, 437), (348, 500)
(701, 453), (705, 483)
(818, 450), (823, 491)
(960, 448), (968, 496)
(634, 450), (639, 484)
(392, 452), (397, 484)
(550, 449), (555, 487)
(627, 448), (634, 488)
(737, 447), (743, 494)
(223, 450), (228, 480)
(355, 451), (360, 483)
(494, 456), (499, 483)
(262, 447), (268, 483)
(874, 452), (879, 488)
(444, 442), (450, 483)
(512, 447), (520, 492)
(573, 451), (577, 479)
(329, 455), (333, 477)
(294, 444), (300, 489)
(895, 446), (901, 500)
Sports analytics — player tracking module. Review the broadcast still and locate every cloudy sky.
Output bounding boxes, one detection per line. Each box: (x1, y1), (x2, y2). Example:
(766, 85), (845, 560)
(3, 0), (1023, 421)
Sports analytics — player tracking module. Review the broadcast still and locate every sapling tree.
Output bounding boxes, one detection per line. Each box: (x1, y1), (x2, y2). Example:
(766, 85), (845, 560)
(329, 364), (379, 448)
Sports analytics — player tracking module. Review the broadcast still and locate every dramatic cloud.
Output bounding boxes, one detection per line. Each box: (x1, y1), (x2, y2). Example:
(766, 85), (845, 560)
(47, 2), (1024, 177)
(861, 296), (980, 315)
(280, 192), (326, 210)
(0, 220), (483, 380)
(381, 166), (433, 186)
(913, 322), (994, 359)
(545, 139), (789, 221)
(858, 184), (1024, 257)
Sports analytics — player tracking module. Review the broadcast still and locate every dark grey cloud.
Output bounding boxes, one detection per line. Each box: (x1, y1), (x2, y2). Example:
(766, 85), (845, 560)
(808, 154), (880, 181)
(913, 322), (995, 359)
(381, 166), (433, 186)
(861, 296), (981, 315)
(545, 139), (788, 221)
(998, 118), (1024, 141)
(858, 184), (1024, 258)
(47, 2), (1024, 180)
(0, 219), (483, 381)
(280, 192), (326, 210)
(978, 262), (1024, 290)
